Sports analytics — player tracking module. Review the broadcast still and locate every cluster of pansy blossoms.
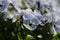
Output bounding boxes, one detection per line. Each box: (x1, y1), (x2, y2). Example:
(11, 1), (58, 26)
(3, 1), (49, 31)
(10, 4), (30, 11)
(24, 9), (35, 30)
(0, 0), (60, 36)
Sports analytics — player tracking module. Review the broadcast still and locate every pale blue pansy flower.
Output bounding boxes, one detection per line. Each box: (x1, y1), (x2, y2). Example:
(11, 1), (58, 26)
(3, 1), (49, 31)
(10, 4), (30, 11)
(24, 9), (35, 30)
(0, 0), (9, 12)
(33, 10), (47, 26)
(23, 17), (40, 30)
(22, 9), (41, 30)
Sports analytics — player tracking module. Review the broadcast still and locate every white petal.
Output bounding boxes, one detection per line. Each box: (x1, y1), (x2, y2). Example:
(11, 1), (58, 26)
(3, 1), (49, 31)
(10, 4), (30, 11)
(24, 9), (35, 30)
(50, 25), (57, 35)
(23, 24), (37, 30)
(12, 17), (16, 23)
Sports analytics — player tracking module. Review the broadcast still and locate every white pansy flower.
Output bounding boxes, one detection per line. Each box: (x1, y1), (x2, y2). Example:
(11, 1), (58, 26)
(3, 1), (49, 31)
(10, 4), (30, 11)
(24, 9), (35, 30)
(7, 11), (19, 23)
(12, 12), (19, 23)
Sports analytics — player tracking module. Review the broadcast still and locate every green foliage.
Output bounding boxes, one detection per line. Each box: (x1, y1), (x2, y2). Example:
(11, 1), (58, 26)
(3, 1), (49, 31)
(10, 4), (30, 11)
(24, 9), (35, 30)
(53, 32), (60, 40)
(0, 16), (53, 40)
(0, 1), (60, 40)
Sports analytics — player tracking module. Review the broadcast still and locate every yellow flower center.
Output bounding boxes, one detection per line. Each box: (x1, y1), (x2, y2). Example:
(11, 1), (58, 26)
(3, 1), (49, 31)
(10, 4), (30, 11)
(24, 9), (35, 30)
(0, 2), (3, 7)
(29, 21), (35, 26)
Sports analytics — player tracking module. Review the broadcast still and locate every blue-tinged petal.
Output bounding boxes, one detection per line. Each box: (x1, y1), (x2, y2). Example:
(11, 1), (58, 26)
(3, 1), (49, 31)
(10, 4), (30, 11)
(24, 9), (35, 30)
(54, 20), (60, 31)
(33, 10), (46, 26)
(23, 24), (37, 30)
(31, 17), (41, 25)
(33, 10), (42, 16)
(0, 0), (9, 12)
(54, 20), (60, 32)
(23, 12), (34, 20)
(43, 13), (54, 23)
(55, 19), (60, 25)
(55, 26), (60, 32)
(33, 10), (43, 20)
(21, 9), (35, 20)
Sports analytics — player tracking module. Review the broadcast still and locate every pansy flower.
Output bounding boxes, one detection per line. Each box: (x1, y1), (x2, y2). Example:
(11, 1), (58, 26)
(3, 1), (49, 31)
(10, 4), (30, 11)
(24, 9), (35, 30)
(50, 11), (60, 35)
(33, 10), (47, 26)
(22, 9), (41, 30)
(23, 17), (40, 30)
